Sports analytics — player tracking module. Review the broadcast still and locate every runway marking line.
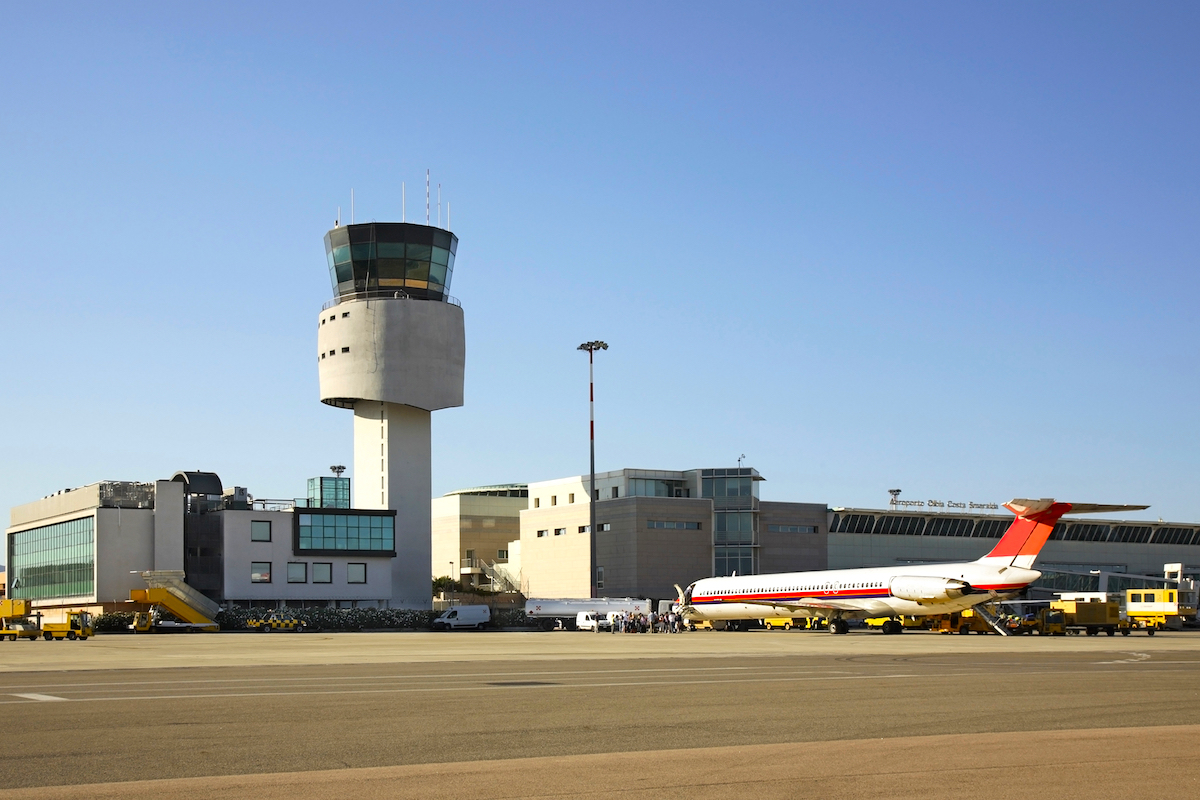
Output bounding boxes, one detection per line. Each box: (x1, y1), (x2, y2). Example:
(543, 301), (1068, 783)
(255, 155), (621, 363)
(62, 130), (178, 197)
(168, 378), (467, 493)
(10, 693), (67, 702)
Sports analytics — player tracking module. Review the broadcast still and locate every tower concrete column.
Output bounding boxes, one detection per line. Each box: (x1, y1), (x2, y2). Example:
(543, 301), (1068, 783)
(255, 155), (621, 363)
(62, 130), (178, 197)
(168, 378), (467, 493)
(317, 222), (465, 609)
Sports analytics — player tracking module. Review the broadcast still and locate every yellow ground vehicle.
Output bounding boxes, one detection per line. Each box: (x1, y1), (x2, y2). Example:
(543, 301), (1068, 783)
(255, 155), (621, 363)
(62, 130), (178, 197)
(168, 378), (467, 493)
(246, 611), (309, 632)
(41, 610), (94, 641)
(686, 619), (714, 631)
(931, 609), (994, 634)
(0, 599), (43, 641)
(1052, 600), (1122, 636)
(866, 616), (927, 631)
(129, 580), (220, 633)
(1125, 588), (1195, 632)
(762, 617), (795, 630)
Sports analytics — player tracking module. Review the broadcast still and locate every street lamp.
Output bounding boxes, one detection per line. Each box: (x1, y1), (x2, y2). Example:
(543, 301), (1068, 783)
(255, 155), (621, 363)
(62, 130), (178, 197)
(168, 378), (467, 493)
(578, 340), (608, 598)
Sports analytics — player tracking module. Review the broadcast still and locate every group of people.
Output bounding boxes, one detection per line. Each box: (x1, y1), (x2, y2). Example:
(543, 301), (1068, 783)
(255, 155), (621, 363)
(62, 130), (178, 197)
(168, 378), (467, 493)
(607, 610), (685, 633)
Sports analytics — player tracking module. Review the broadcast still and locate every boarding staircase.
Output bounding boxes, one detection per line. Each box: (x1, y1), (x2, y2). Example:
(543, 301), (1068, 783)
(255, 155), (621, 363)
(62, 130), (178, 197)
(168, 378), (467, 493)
(970, 604), (1012, 636)
(131, 570), (221, 629)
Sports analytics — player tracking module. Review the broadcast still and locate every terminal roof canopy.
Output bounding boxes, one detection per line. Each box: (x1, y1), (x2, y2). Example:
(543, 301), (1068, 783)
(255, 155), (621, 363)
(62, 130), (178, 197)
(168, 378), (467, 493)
(324, 222), (457, 302)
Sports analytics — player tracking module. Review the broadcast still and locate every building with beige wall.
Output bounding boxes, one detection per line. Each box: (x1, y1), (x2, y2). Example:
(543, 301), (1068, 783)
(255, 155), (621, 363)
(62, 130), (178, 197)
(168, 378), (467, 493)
(518, 467), (828, 601)
(431, 485), (526, 591)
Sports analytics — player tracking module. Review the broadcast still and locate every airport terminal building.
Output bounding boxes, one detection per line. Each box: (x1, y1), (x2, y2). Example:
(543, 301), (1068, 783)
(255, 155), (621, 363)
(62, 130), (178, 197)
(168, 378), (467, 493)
(437, 467), (1200, 602)
(5, 472), (408, 620)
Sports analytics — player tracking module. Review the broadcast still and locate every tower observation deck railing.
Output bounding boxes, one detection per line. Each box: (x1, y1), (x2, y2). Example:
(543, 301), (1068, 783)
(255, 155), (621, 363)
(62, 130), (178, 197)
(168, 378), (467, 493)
(322, 290), (461, 312)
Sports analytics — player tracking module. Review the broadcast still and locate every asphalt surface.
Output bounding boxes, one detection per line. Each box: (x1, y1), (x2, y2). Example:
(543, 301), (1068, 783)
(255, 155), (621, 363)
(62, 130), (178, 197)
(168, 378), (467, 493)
(1, 630), (1198, 798)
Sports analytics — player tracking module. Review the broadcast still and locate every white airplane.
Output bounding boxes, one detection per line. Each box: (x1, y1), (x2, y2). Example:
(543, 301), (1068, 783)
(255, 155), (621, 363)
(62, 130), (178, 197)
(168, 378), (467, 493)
(676, 499), (1148, 634)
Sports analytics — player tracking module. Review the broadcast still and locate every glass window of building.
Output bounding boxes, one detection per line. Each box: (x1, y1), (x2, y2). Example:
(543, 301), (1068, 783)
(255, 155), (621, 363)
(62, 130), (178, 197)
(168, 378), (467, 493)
(251, 521), (271, 542)
(287, 563), (307, 583)
(7, 516), (95, 600)
(312, 563), (332, 583)
(251, 562), (272, 583)
(629, 479), (689, 498)
(702, 476), (757, 499)
(596, 566), (604, 589)
(715, 511), (755, 543)
(307, 477), (350, 509)
(296, 512), (395, 553)
(347, 563), (366, 584)
(714, 546), (755, 577)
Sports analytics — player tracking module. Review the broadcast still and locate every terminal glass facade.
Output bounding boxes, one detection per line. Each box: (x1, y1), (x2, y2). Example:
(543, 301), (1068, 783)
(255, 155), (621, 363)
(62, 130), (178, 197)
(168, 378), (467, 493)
(324, 222), (457, 301)
(296, 512), (395, 554)
(703, 468), (762, 576)
(7, 516), (94, 600)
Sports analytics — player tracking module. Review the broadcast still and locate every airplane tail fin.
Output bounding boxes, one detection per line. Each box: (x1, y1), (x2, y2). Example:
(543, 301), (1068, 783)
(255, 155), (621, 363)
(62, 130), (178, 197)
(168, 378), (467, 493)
(979, 499), (1150, 569)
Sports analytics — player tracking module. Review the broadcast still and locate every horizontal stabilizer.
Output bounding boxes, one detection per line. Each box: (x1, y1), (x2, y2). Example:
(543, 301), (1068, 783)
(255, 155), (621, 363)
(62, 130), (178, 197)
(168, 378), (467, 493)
(982, 498), (1151, 570)
(1005, 499), (1149, 518)
(1061, 503), (1151, 516)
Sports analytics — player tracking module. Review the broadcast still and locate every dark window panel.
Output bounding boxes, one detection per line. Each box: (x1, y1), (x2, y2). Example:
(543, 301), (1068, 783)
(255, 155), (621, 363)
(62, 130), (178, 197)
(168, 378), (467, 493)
(327, 228), (350, 249)
(347, 225), (375, 244)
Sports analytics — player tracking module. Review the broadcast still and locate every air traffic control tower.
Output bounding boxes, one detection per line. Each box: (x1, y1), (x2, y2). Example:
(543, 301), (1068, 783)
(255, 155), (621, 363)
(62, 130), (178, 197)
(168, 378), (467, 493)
(316, 222), (465, 609)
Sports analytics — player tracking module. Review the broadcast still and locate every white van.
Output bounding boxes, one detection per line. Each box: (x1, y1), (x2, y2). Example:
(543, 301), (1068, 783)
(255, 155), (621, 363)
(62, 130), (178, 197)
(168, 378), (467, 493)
(575, 611), (615, 632)
(433, 605), (491, 631)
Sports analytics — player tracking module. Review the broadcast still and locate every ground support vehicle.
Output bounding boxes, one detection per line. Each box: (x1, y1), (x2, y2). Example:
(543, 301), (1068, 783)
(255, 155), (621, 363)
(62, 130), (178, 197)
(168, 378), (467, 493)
(686, 619), (714, 631)
(1125, 588), (1195, 632)
(576, 611), (618, 632)
(763, 617), (794, 630)
(41, 610), (94, 641)
(433, 605), (490, 631)
(931, 610), (994, 635)
(246, 611), (309, 632)
(1050, 600), (1122, 636)
(0, 599), (43, 641)
(129, 572), (220, 633)
(524, 598), (652, 631)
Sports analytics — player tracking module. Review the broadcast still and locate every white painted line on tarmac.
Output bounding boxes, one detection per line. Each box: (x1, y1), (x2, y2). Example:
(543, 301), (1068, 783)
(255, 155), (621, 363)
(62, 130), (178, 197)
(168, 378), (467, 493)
(1096, 653), (1151, 664)
(11, 693), (68, 702)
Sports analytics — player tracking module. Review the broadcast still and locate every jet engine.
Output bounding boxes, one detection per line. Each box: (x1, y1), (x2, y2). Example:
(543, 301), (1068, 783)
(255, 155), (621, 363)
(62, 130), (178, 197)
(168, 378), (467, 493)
(888, 576), (975, 604)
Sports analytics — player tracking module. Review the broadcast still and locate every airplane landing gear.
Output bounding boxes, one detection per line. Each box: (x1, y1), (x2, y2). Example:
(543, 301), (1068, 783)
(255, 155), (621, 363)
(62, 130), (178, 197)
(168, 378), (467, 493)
(881, 619), (903, 635)
(828, 618), (850, 635)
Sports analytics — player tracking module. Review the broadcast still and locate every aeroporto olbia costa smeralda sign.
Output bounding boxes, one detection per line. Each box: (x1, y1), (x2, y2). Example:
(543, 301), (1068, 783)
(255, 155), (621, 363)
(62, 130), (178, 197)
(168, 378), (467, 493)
(891, 499), (1001, 511)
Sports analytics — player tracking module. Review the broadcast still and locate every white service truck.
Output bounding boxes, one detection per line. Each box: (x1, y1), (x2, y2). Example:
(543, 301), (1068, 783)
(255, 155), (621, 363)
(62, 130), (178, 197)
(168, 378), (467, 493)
(523, 598), (653, 631)
(433, 605), (491, 631)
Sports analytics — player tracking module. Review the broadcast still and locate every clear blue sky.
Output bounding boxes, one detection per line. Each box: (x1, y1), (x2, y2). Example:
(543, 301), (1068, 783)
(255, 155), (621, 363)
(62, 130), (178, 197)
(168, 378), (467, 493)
(2, 3), (1198, 533)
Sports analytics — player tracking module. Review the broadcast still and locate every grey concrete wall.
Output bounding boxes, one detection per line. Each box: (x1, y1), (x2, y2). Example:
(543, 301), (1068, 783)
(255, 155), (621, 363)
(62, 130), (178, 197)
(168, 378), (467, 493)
(95, 507), (154, 604)
(349, 401), (432, 609)
(153, 481), (184, 571)
(623, 497), (712, 599)
(758, 501), (829, 573)
(9, 484), (102, 528)
(317, 297), (465, 412)
(222, 510), (393, 604)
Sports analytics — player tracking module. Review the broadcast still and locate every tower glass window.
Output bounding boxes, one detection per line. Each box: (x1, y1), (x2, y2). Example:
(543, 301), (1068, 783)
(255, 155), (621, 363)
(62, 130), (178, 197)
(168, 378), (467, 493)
(324, 223), (457, 302)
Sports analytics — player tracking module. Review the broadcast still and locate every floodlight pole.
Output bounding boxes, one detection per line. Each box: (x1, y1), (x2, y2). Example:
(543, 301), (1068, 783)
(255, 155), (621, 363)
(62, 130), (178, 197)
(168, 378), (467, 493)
(578, 340), (608, 598)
